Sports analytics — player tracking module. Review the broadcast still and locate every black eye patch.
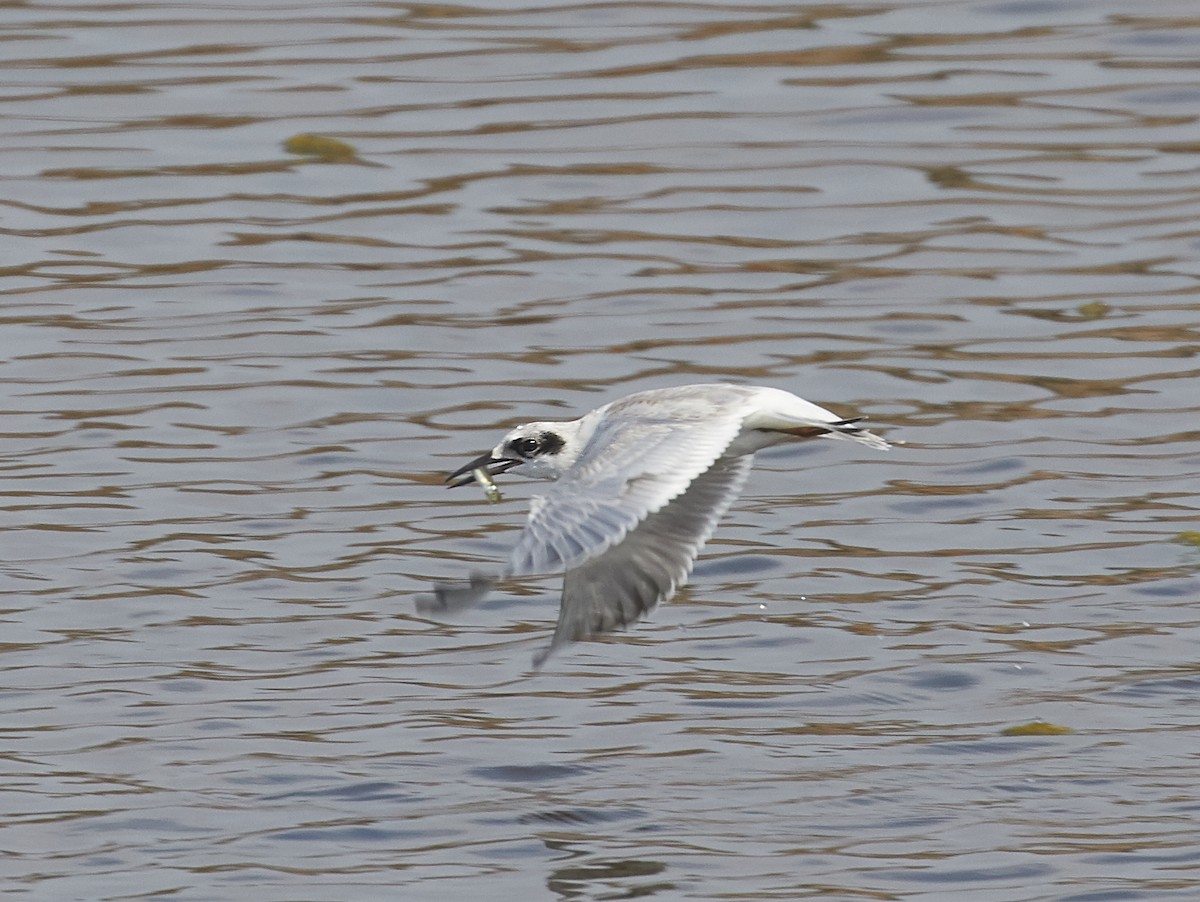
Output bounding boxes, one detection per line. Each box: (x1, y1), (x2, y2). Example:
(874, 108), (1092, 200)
(509, 431), (564, 459)
(512, 436), (540, 457)
(538, 432), (564, 455)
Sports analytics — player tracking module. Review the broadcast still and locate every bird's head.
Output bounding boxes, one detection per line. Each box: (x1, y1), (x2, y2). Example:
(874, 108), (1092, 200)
(446, 421), (577, 489)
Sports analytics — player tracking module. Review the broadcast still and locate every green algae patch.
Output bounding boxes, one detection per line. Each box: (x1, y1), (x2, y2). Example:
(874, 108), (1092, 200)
(1076, 301), (1111, 319)
(1002, 721), (1074, 737)
(283, 134), (358, 161)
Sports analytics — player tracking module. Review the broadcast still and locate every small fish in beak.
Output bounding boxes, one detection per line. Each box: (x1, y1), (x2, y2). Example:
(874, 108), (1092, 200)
(445, 451), (521, 501)
(472, 467), (502, 503)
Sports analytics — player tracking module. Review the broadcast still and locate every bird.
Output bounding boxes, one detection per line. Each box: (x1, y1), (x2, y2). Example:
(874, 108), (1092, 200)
(417, 383), (889, 667)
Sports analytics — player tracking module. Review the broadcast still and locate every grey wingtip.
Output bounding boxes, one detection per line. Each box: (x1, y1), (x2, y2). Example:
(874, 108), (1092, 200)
(530, 640), (558, 672)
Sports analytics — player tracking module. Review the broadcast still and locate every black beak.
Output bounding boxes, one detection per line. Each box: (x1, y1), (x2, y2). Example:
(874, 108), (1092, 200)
(445, 452), (522, 488)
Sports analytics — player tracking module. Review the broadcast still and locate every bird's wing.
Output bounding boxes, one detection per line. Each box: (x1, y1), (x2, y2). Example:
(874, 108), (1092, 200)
(532, 454), (754, 668)
(502, 402), (747, 578)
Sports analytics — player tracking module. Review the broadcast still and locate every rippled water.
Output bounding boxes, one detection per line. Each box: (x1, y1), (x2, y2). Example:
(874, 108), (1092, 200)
(4, 1), (1200, 899)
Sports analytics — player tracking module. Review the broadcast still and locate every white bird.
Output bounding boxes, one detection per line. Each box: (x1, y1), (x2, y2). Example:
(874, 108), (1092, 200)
(418, 383), (889, 667)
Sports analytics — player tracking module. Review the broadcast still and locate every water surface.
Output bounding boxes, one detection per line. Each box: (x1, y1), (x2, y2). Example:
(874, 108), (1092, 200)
(3, 1), (1200, 899)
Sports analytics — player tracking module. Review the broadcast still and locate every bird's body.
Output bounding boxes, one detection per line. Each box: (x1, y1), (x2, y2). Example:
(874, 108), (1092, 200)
(419, 383), (889, 666)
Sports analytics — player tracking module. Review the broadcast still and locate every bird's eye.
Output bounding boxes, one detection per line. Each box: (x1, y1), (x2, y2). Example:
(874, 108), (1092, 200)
(512, 436), (541, 457)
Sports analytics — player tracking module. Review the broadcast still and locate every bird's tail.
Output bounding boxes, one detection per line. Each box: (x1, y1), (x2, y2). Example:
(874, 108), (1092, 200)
(822, 416), (891, 451)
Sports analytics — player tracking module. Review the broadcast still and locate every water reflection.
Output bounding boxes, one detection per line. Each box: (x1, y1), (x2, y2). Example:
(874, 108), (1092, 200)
(3, 0), (1199, 899)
